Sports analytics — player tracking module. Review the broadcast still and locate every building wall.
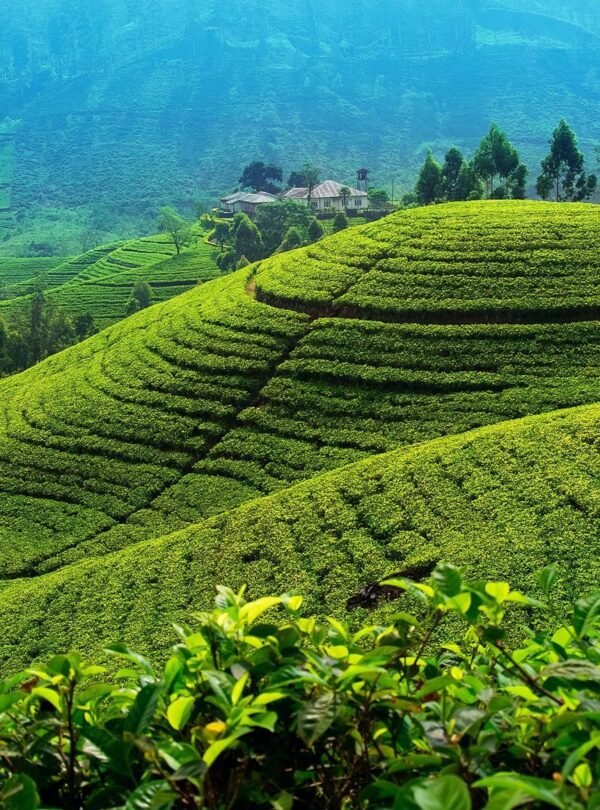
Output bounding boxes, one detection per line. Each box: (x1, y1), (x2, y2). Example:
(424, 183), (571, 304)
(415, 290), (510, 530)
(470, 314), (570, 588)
(309, 196), (367, 211)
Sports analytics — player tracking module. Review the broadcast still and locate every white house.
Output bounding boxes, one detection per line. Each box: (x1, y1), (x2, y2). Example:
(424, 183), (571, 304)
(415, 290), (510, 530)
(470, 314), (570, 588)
(281, 180), (368, 211)
(220, 191), (278, 216)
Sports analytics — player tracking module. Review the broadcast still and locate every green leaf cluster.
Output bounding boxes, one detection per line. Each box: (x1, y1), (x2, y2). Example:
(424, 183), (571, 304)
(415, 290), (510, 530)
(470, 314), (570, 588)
(3, 567), (600, 808)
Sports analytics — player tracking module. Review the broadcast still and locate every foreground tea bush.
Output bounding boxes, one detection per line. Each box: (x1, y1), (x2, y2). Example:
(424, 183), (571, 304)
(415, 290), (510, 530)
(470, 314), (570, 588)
(2, 564), (600, 809)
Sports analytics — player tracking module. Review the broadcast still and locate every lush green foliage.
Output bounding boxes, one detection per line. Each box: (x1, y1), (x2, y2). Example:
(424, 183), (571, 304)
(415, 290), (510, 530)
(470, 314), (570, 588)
(0, 287), (97, 374)
(416, 152), (443, 206)
(0, 400), (597, 672)
(473, 124), (523, 198)
(0, 202), (596, 673)
(2, 1), (600, 243)
(3, 567), (600, 809)
(158, 208), (195, 256)
(212, 203), (329, 271)
(239, 161), (283, 195)
(0, 236), (220, 330)
(537, 120), (598, 202)
(255, 201), (322, 255)
(255, 202), (600, 319)
(415, 125), (529, 205)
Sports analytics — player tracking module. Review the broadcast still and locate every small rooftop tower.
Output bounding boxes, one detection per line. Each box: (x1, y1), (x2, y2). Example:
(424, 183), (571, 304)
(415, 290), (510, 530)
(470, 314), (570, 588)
(357, 168), (369, 191)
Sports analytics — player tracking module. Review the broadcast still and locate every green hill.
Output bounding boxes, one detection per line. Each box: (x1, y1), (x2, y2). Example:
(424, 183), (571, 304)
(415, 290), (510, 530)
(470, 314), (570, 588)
(0, 200), (597, 670)
(0, 401), (596, 671)
(2, 0), (600, 246)
(0, 236), (220, 329)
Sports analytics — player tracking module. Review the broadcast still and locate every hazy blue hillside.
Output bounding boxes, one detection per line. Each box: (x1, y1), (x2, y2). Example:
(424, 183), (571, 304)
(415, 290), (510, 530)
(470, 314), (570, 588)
(1, 0), (599, 246)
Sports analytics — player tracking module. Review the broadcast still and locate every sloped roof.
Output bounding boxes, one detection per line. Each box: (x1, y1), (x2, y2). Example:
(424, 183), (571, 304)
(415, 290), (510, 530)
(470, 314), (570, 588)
(221, 191), (278, 205)
(281, 187), (309, 199)
(311, 181), (367, 199)
(243, 192), (278, 204)
(221, 191), (249, 203)
(281, 181), (367, 200)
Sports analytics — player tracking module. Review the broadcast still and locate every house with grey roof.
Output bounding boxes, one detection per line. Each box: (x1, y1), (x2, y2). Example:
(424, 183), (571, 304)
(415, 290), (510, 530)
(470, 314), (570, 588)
(221, 180), (369, 218)
(220, 191), (278, 216)
(280, 180), (368, 212)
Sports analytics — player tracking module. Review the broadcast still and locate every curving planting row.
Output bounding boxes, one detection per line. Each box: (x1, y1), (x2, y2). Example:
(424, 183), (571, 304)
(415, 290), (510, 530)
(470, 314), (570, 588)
(0, 201), (597, 608)
(0, 401), (597, 671)
(0, 271), (308, 578)
(254, 201), (600, 322)
(0, 236), (221, 329)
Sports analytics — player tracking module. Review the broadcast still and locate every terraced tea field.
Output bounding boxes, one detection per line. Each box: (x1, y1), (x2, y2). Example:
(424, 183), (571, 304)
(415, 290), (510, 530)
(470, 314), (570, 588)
(255, 203), (600, 321)
(0, 399), (597, 670)
(0, 200), (598, 669)
(0, 236), (220, 328)
(0, 256), (69, 290)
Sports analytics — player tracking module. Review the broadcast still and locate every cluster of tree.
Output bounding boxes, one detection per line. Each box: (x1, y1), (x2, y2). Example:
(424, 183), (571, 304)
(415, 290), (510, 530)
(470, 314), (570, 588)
(414, 124), (527, 206)
(205, 200), (342, 272)
(536, 119), (597, 202)
(0, 275), (155, 377)
(0, 287), (97, 376)
(238, 161), (320, 198)
(414, 120), (597, 207)
(126, 279), (153, 315)
(158, 207), (195, 254)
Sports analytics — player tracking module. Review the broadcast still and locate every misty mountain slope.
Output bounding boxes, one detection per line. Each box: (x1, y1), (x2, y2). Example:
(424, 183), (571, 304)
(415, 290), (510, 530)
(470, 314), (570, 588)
(0, 0), (599, 236)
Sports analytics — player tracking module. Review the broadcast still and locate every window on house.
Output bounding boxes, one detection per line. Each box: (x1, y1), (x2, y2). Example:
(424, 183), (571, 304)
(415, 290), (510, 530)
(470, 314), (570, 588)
(311, 202), (318, 209)
(354, 199), (362, 207)
(324, 200), (331, 208)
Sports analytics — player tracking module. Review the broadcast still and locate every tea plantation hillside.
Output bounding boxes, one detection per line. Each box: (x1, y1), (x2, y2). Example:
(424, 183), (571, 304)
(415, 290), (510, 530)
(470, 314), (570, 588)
(0, 401), (597, 671)
(255, 201), (600, 321)
(0, 236), (220, 329)
(0, 255), (69, 289)
(0, 245), (117, 297)
(0, 202), (597, 583)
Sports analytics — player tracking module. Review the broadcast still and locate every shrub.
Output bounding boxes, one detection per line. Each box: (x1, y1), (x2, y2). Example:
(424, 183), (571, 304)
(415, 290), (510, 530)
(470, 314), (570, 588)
(332, 211), (349, 232)
(307, 217), (325, 243)
(2, 564), (600, 809)
(276, 226), (304, 253)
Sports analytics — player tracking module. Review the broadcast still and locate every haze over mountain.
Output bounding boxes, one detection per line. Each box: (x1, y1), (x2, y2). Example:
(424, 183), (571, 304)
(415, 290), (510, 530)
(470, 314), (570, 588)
(1, 0), (600, 245)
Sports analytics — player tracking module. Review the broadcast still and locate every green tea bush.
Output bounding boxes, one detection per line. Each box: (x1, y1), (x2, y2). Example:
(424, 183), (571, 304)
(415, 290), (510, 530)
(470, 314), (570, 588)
(254, 202), (600, 321)
(0, 400), (597, 674)
(2, 564), (600, 809)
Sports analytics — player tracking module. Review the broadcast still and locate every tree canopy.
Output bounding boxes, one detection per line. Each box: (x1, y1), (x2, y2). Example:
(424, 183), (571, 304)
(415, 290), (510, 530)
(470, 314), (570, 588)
(412, 127), (526, 206)
(158, 207), (194, 255)
(440, 148), (472, 202)
(473, 123), (520, 196)
(415, 151), (442, 205)
(239, 161), (283, 194)
(332, 211), (349, 232)
(126, 279), (153, 315)
(287, 170), (307, 188)
(302, 163), (321, 203)
(536, 119), (598, 202)
(255, 200), (314, 255)
(233, 214), (264, 263)
(367, 188), (391, 209)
